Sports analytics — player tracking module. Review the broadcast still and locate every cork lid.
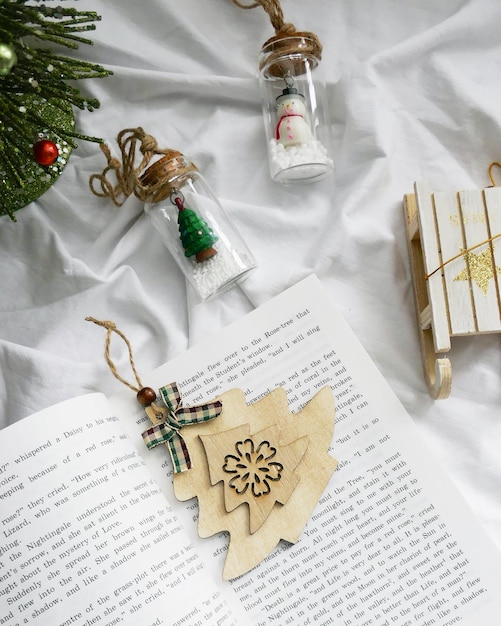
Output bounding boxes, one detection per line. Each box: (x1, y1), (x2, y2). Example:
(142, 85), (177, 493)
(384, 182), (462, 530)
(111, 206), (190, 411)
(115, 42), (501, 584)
(259, 32), (322, 78)
(140, 152), (198, 203)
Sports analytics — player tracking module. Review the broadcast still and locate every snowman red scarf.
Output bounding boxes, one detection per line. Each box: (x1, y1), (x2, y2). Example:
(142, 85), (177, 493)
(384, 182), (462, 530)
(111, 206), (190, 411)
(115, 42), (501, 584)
(275, 113), (304, 140)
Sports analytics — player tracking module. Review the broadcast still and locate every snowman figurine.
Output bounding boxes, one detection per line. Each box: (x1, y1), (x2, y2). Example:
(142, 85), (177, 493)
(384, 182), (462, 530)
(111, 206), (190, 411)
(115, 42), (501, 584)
(275, 79), (312, 148)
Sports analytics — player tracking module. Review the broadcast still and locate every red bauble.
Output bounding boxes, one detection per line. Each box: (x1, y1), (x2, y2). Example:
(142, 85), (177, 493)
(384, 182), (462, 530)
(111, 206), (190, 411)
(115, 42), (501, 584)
(33, 139), (59, 166)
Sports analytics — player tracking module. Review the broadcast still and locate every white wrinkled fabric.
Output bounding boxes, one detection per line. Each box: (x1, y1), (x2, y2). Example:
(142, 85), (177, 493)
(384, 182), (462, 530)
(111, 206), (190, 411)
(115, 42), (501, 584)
(1, 0), (500, 551)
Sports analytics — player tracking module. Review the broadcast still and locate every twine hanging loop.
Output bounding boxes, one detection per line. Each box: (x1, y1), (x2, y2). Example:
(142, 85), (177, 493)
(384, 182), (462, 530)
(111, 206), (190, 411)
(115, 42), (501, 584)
(231, 0), (323, 74)
(86, 316), (223, 473)
(231, 0), (294, 36)
(89, 127), (198, 207)
(85, 316), (155, 405)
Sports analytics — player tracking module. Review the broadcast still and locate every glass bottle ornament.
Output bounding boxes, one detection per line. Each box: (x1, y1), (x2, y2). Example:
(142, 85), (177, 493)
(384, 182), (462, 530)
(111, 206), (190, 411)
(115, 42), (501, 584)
(258, 34), (334, 184)
(141, 153), (255, 301)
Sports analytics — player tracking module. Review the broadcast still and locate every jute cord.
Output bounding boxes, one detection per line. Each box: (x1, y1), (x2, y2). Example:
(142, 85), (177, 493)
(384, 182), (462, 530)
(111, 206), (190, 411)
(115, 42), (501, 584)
(231, 0), (293, 35)
(89, 127), (190, 207)
(85, 317), (144, 393)
(231, 0), (322, 62)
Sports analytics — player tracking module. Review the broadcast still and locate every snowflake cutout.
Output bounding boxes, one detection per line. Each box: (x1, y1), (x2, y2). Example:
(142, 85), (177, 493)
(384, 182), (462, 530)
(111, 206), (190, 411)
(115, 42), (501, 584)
(206, 424), (305, 534)
(224, 438), (283, 496)
(172, 387), (338, 579)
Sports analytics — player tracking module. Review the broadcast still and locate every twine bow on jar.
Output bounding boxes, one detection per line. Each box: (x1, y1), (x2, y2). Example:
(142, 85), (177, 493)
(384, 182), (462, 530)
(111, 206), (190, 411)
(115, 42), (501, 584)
(231, 0), (323, 75)
(89, 127), (197, 206)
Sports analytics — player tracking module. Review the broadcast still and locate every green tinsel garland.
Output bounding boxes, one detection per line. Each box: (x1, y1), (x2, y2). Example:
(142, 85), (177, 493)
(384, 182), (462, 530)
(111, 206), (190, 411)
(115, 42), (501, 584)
(0, 0), (112, 220)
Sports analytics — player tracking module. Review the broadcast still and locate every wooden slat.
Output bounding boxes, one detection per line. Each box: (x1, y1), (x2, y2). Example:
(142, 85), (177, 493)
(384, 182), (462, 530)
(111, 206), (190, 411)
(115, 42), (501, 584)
(433, 191), (476, 335)
(419, 305), (432, 330)
(403, 193), (429, 317)
(414, 181), (451, 352)
(408, 210), (419, 240)
(482, 187), (501, 325)
(403, 192), (452, 399)
(458, 189), (501, 332)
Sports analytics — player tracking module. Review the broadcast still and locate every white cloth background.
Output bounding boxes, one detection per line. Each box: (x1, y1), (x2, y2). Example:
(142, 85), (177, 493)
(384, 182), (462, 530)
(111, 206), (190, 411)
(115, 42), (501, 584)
(1, 0), (500, 558)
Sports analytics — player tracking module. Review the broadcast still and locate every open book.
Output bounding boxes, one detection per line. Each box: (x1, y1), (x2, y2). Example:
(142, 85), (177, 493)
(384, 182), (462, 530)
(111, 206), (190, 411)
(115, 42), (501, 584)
(1, 275), (500, 626)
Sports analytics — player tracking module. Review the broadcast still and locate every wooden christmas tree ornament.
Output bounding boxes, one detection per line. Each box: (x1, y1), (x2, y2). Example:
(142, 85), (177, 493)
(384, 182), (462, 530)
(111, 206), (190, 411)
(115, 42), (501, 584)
(173, 385), (338, 580)
(87, 317), (338, 578)
(403, 180), (501, 399)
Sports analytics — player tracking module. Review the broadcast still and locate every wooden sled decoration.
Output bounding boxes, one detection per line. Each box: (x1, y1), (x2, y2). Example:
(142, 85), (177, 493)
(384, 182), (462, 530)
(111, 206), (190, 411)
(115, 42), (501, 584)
(172, 386), (338, 580)
(403, 180), (501, 399)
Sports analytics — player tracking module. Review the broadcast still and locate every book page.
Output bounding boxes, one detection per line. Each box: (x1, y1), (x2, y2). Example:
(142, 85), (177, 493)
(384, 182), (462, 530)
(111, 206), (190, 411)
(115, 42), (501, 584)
(0, 393), (249, 626)
(109, 274), (501, 625)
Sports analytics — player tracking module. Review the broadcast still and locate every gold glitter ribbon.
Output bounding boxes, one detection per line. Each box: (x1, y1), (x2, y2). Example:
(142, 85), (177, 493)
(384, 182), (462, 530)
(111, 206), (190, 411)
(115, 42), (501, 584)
(425, 233), (501, 281)
(488, 162), (501, 187)
(424, 163), (501, 281)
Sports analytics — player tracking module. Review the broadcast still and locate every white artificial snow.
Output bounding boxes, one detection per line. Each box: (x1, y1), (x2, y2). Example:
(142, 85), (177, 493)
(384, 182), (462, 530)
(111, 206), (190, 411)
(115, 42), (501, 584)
(191, 245), (254, 300)
(269, 139), (334, 183)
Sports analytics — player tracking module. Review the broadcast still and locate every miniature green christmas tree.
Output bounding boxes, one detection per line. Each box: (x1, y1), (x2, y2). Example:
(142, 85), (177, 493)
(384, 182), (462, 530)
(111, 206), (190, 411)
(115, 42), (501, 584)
(176, 198), (218, 263)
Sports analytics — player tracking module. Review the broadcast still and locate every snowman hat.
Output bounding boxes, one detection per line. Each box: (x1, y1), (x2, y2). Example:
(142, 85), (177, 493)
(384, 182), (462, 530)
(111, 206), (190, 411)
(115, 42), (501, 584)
(276, 85), (305, 102)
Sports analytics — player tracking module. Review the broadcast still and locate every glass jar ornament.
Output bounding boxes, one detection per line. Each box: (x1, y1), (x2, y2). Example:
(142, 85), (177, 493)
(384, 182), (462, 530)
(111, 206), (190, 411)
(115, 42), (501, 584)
(141, 154), (255, 301)
(231, 0), (334, 184)
(259, 35), (334, 184)
(90, 128), (256, 302)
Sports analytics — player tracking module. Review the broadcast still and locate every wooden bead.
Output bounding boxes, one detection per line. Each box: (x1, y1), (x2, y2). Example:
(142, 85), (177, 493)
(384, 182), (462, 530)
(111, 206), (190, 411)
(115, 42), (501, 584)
(137, 387), (157, 407)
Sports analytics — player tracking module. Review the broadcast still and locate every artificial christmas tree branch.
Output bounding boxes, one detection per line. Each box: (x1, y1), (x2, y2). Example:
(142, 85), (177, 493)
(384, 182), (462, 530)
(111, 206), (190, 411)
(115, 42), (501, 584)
(0, 0), (111, 220)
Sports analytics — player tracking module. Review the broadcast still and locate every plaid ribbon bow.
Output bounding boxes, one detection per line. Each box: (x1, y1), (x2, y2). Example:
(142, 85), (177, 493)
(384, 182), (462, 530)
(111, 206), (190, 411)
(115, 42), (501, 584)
(141, 382), (222, 473)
